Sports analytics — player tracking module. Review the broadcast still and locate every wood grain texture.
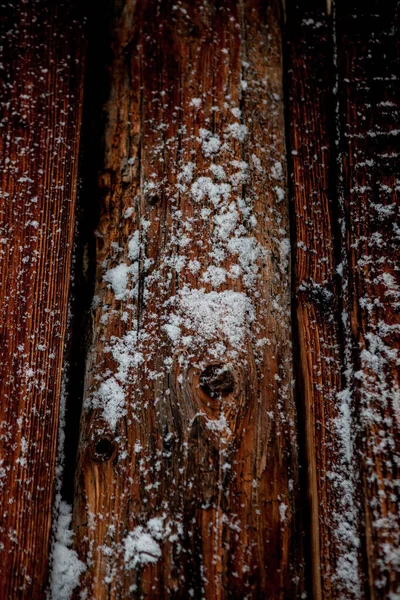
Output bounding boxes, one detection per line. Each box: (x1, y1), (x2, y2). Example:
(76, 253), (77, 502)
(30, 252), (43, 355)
(285, 3), (363, 598)
(0, 1), (85, 597)
(336, 2), (400, 597)
(72, 0), (305, 598)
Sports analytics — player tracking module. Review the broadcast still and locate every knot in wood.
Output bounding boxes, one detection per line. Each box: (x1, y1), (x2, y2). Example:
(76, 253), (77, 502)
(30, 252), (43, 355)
(199, 364), (235, 399)
(91, 436), (118, 462)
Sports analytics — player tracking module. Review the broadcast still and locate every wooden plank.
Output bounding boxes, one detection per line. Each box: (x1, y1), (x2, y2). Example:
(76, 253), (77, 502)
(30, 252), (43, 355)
(285, 2), (363, 598)
(72, 0), (305, 598)
(336, 1), (400, 597)
(0, 1), (86, 597)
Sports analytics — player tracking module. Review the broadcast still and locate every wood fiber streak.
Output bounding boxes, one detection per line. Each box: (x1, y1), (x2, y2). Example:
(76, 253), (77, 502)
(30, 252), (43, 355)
(73, 0), (305, 598)
(286, 4), (363, 598)
(0, 1), (85, 597)
(336, 2), (400, 597)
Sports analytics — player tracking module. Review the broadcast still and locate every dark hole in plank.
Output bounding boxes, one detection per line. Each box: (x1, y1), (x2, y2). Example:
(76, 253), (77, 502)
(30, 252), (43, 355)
(199, 364), (235, 398)
(148, 193), (161, 205)
(92, 438), (117, 462)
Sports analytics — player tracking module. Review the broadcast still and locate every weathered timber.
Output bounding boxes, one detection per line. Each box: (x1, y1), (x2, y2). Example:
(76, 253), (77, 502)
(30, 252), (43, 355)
(0, 1), (85, 597)
(72, 0), (305, 598)
(336, 2), (400, 597)
(285, 2), (363, 598)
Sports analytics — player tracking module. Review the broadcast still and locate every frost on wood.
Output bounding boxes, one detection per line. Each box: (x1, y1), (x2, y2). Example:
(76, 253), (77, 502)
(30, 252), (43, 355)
(73, 1), (303, 598)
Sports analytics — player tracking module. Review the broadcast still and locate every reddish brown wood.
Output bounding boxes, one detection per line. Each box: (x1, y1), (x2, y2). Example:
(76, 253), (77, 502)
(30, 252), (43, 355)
(2, 2), (398, 597)
(72, 1), (305, 598)
(286, 3), (363, 598)
(0, 2), (85, 597)
(336, 2), (400, 597)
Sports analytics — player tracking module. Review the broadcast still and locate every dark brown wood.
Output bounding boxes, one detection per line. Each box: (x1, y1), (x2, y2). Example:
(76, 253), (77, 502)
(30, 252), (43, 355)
(0, 1), (85, 597)
(286, 3), (364, 598)
(72, 0), (305, 598)
(336, 2), (400, 597)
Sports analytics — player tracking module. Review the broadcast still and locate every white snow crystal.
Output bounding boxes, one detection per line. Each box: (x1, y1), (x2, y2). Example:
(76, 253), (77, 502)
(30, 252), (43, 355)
(163, 320), (182, 343)
(214, 204), (239, 240)
(190, 97), (202, 108)
(279, 502), (288, 523)
(104, 263), (130, 300)
(204, 413), (231, 435)
(93, 377), (126, 431)
(227, 235), (262, 285)
(226, 122), (248, 142)
(124, 527), (162, 568)
(199, 128), (221, 155)
(201, 266), (227, 287)
(178, 162), (196, 183)
(176, 288), (254, 350)
(209, 164), (226, 180)
(190, 177), (231, 207)
(128, 231), (140, 261)
(271, 161), (283, 180)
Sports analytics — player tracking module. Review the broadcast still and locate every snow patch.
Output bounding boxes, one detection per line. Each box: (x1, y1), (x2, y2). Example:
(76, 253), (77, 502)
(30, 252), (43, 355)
(124, 527), (162, 568)
(92, 377), (126, 432)
(164, 288), (253, 353)
(104, 263), (130, 300)
(50, 501), (86, 600)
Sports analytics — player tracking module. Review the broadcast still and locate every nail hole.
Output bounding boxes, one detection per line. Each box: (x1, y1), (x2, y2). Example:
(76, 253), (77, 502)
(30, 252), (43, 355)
(148, 194), (160, 206)
(199, 364), (235, 398)
(91, 437), (117, 462)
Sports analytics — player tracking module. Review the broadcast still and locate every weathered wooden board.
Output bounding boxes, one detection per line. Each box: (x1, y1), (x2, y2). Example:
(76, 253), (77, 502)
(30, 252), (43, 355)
(336, 1), (400, 597)
(0, 1), (85, 597)
(1, 0), (398, 597)
(286, 2), (363, 598)
(72, 0), (305, 598)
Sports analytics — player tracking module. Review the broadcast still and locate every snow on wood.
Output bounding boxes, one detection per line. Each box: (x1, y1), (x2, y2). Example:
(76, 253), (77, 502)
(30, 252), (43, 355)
(336, 3), (400, 597)
(286, 4), (362, 598)
(0, 1), (85, 597)
(2, 1), (398, 598)
(50, 501), (86, 600)
(72, 0), (305, 598)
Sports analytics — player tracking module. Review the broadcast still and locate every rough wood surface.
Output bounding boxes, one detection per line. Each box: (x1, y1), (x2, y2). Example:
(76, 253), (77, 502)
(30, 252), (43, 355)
(336, 2), (400, 597)
(72, 0), (305, 598)
(0, 1), (85, 597)
(1, 1), (398, 598)
(286, 3), (363, 598)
